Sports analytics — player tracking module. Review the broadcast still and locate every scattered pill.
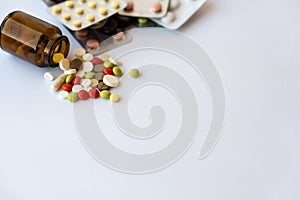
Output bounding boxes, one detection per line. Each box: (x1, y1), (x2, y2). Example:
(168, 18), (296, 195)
(97, 82), (110, 90)
(110, 93), (120, 102)
(74, 48), (86, 57)
(99, 7), (108, 15)
(83, 61), (94, 72)
(129, 68), (140, 77)
(61, 83), (73, 92)
(100, 54), (110, 61)
(72, 85), (83, 93)
(67, 92), (79, 102)
(75, 7), (84, 15)
(73, 19), (82, 27)
(103, 75), (119, 87)
(108, 57), (119, 65)
(86, 13), (95, 22)
(89, 88), (100, 98)
(53, 5), (62, 14)
(66, 74), (75, 84)
(63, 13), (72, 20)
(91, 57), (102, 65)
(53, 53), (64, 64)
(81, 78), (92, 87)
(82, 53), (94, 61)
(59, 58), (70, 71)
(76, 70), (85, 78)
(100, 90), (110, 99)
(64, 68), (77, 75)
(70, 58), (82, 70)
(111, 1), (120, 9)
(44, 72), (54, 81)
(95, 72), (105, 81)
(112, 32), (124, 41)
(51, 74), (66, 91)
(104, 61), (115, 68)
(84, 72), (95, 79)
(104, 67), (113, 75)
(151, 2), (162, 13)
(87, 39), (100, 50)
(58, 91), (69, 100)
(78, 90), (90, 100)
(88, 1), (97, 8)
(65, 1), (75, 8)
(91, 79), (99, 88)
(94, 64), (105, 73)
(72, 76), (81, 85)
(113, 66), (122, 76)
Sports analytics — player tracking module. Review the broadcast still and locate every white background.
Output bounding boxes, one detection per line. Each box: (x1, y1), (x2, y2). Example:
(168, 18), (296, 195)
(0, 0), (300, 200)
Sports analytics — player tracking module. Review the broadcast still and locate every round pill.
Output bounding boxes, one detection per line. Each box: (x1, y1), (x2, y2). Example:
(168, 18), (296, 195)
(58, 91), (69, 100)
(78, 90), (90, 100)
(81, 79), (92, 87)
(65, 1), (74, 8)
(67, 92), (79, 102)
(86, 39), (100, 50)
(112, 66), (122, 76)
(62, 83), (73, 92)
(138, 18), (148, 25)
(104, 61), (115, 68)
(89, 88), (100, 98)
(75, 29), (89, 38)
(161, 12), (176, 23)
(111, 1), (120, 9)
(72, 76), (81, 85)
(124, 1), (134, 11)
(84, 72), (95, 79)
(100, 54), (110, 61)
(99, 7), (108, 15)
(92, 57), (102, 65)
(103, 75), (119, 87)
(64, 69), (77, 75)
(70, 58), (82, 70)
(170, 0), (180, 10)
(66, 74), (75, 84)
(129, 68), (140, 77)
(91, 79), (99, 88)
(95, 72), (105, 81)
(79, 0), (86, 2)
(59, 58), (70, 71)
(112, 32), (124, 41)
(97, 82), (110, 90)
(102, 0), (109, 3)
(44, 72), (54, 81)
(82, 53), (94, 61)
(94, 64), (105, 73)
(104, 67), (113, 75)
(76, 70), (85, 78)
(110, 93), (120, 102)
(63, 13), (72, 21)
(151, 2), (162, 13)
(75, 8), (84, 15)
(108, 57), (119, 65)
(73, 20), (82, 28)
(100, 90), (110, 99)
(83, 61), (94, 72)
(53, 53), (64, 64)
(86, 14), (95, 22)
(53, 5), (62, 14)
(74, 48), (86, 57)
(72, 85), (83, 93)
(88, 1), (97, 8)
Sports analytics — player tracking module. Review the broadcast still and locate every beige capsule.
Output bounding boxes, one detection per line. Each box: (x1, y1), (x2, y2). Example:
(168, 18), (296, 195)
(51, 74), (67, 91)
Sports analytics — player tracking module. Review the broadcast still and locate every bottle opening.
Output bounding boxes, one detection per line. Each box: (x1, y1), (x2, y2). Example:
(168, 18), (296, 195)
(48, 35), (70, 67)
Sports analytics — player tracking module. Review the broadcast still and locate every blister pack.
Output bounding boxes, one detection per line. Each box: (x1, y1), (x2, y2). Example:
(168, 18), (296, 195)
(118, 0), (170, 18)
(151, 0), (207, 29)
(48, 0), (127, 31)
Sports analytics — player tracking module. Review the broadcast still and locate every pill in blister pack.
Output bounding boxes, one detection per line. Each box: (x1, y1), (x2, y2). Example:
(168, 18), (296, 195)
(118, 0), (170, 18)
(151, 0), (207, 29)
(48, 0), (128, 31)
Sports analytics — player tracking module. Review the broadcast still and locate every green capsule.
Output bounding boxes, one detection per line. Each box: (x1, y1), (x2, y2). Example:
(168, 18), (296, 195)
(100, 90), (110, 99)
(113, 66), (123, 76)
(129, 68), (140, 78)
(67, 92), (79, 102)
(66, 74), (75, 84)
(104, 61), (115, 68)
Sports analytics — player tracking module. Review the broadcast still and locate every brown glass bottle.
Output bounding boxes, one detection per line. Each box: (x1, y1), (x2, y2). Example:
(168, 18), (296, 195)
(0, 11), (70, 67)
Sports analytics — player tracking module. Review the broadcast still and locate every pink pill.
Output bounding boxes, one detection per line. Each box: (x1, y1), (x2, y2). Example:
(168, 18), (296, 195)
(86, 39), (100, 50)
(92, 57), (103, 65)
(125, 1), (134, 11)
(151, 2), (162, 13)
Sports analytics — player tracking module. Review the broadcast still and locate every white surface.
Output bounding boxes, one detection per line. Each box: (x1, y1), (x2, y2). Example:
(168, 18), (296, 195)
(0, 0), (300, 200)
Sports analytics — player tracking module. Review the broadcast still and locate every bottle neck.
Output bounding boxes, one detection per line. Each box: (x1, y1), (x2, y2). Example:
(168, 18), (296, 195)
(44, 34), (70, 67)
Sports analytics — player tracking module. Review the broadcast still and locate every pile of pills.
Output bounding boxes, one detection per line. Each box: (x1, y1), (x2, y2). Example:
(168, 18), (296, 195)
(48, 0), (127, 31)
(44, 47), (140, 103)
